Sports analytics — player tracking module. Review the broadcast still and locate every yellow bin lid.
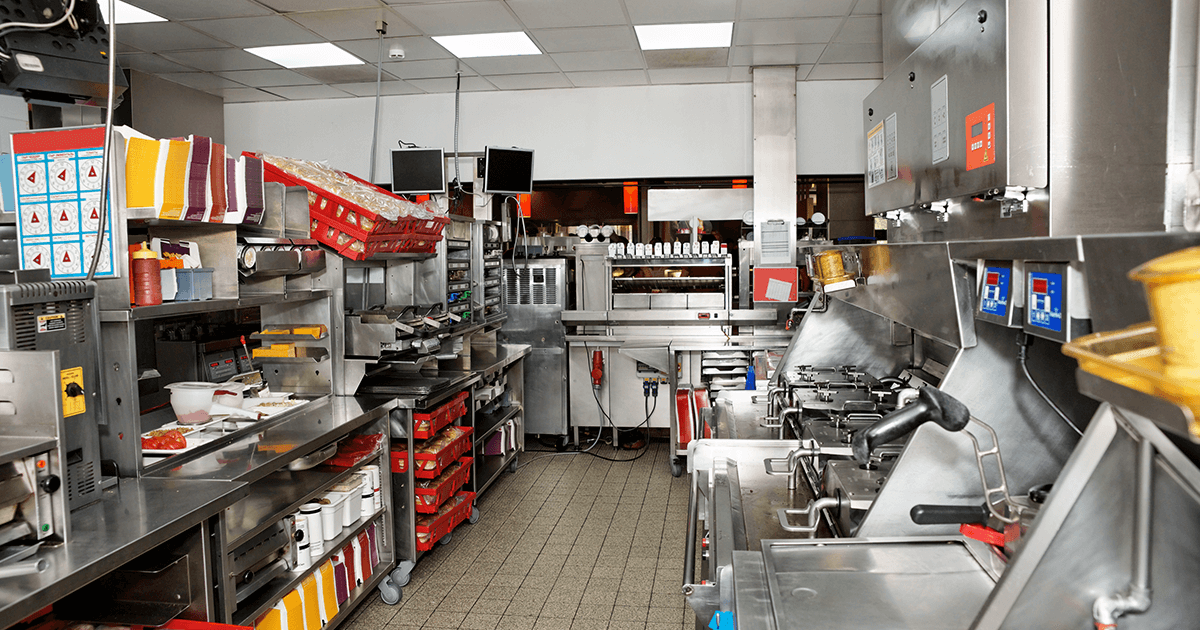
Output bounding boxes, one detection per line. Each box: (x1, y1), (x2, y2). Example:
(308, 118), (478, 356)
(1129, 245), (1200, 284)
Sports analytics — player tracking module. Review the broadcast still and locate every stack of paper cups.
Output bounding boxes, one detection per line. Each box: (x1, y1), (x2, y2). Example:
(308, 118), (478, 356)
(300, 502), (324, 555)
(293, 513), (311, 572)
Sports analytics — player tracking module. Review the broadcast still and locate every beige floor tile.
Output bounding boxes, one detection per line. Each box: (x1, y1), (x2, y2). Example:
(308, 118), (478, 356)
(460, 612), (502, 630)
(610, 605), (648, 622)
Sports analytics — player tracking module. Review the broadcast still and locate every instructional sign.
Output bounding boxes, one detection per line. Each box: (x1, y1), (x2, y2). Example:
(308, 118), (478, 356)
(12, 126), (115, 279)
(866, 120), (886, 188)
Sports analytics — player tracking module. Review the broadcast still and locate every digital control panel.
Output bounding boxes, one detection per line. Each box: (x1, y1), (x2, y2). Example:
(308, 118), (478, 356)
(980, 266), (1011, 318)
(975, 260), (1021, 327)
(1026, 271), (1063, 333)
(1022, 262), (1086, 343)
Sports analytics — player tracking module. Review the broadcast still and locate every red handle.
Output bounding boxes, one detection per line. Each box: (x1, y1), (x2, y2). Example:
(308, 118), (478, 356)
(959, 523), (1005, 547)
(591, 350), (604, 387)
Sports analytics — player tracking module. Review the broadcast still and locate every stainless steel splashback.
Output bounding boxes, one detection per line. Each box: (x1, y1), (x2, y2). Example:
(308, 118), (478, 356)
(868, 0), (1190, 240)
(882, 0), (969, 76)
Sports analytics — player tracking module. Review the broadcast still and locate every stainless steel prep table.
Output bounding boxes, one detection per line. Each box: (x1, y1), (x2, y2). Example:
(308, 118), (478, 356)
(0, 476), (247, 627)
(145, 395), (397, 625)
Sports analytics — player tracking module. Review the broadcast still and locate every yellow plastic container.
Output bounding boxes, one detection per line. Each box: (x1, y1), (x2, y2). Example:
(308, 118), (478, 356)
(1064, 323), (1200, 437)
(1129, 246), (1200, 381)
(813, 250), (853, 284)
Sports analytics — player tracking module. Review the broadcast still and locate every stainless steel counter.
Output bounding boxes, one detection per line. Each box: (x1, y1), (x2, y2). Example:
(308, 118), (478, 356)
(455, 343), (530, 379)
(711, 391), (774, 440)
(0, 476), (247, 626)
(146, 396), (395, 484)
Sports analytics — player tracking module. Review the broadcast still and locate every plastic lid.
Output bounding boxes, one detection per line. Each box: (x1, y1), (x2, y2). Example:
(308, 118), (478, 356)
(133, 242), (158, 260)
(1129, 246), (1200, 283)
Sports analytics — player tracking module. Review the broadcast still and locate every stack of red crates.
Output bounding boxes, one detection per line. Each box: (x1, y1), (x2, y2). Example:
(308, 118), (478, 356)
(390, 390), (476, 551)
(254, 154), (450, 260)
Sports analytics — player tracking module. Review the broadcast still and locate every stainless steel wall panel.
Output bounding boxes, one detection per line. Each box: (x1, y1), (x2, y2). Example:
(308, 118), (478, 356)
(771, 298), (914, 383)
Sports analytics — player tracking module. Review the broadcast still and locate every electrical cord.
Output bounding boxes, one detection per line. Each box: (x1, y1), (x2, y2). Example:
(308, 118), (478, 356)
(1017, 333), (1083, 436)
(85, 0), (114, 282)
(451, 71), (462, 195)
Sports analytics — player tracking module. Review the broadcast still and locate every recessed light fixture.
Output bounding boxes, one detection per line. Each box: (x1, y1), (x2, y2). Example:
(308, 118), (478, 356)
(432, 32), (540, 58)
(99, 0), (166, 24)
(245, 43), (363, 69)
(635, 22), (734, 50)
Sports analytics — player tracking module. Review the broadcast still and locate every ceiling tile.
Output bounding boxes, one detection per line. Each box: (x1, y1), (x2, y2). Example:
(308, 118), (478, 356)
(567, 69), (648, 87)
(220, 88), (287, 103)
(115, 23), (232, 52)
(460, 55), (558, 75)
(264, 85), (357, 100)
(530, 26), (636, 53)
(336, 80), (426, 96)
(739, 0), (855, 20)
(806, 62), (883, 80)
(835, 16), (882, 43)
(120, 53), (197, 74)
(392, 2), (520, 36)
(624, 0), (735, 24)
(734, 18), (843, 46)
(820, 42), (882, 63)
(261, 0), (382, 10)
(289, 8), (419, 41)
(486, 73), (572, 90)
(853, 0), (883, 14)
(549, 50), (644, 72)
(214, 69), (322, 87)
(648, 67), (730, 84)
(337, 36), (452, 62)
(644, 48), (728, 69)
(506, 0), (626, 29)
(406, 76), (496, 92)
(729, 44), (826, 66)
(125, 0), (273, 20)
(294, 64), (391, 84)
(187, 16), (324, 48)
(383, 59), (475, 79)
(159, 72), (249, 92)
(162, 49), (282, 72)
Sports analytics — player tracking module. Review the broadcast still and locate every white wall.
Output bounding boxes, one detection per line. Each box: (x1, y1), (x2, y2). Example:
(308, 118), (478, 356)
(224, 79), (878, 183)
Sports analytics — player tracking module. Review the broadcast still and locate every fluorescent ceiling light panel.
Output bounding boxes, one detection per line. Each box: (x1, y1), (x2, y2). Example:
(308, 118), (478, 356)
(99, 0), (166, 24)
(635, 22), (734, 50)
(245, 43), (363, 69)
(432, 32), (540, 58)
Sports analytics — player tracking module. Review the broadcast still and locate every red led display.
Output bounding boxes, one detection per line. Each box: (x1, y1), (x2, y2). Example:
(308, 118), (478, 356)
(985, 272), (999, 285)
(1032, 278), (1048, 294)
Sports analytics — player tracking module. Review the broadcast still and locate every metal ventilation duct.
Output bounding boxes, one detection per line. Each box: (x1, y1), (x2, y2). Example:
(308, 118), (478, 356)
(752, 67), (798, 266)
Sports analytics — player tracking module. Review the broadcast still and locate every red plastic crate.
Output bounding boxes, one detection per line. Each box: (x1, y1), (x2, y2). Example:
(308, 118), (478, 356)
(414, 391), (469, 440)
(415, 456), (473, 513)
(414, 425), (474, 479)
(254, 153), (449, 259)
(325, 433), (383, 470)
(415, 490), (475, 551)
(389, 445), (408, 474)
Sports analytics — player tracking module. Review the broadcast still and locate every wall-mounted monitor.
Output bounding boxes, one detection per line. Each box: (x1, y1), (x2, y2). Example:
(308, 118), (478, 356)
(391, 147), (446, 195)
(483, 146), (534, 195)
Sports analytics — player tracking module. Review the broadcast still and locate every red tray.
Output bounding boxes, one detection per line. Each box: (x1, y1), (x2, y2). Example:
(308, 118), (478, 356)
(414, 391), (469, 440)
(254, 154), (448, 260)
(389, 445), (408, 474)
(413, 425), (473, 479)
(415, 456), (473, 513)
(415, 490), (475, 551)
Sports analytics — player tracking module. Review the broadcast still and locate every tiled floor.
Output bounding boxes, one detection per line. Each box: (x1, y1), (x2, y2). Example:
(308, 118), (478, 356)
(344, 441), (694, 630)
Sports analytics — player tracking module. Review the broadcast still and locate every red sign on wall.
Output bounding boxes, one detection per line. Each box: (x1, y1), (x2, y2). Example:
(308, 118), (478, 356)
(623, 182), (638, 214)
(753, 266), (799, 303)
(965, 103), (996, 171)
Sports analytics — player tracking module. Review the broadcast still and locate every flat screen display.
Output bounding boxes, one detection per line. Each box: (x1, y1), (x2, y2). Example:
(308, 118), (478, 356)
(391, 148), (446, 195)
(483, 146), (534, 195)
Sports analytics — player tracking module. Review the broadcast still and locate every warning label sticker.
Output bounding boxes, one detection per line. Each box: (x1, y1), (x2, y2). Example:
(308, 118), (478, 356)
(37, 313), (66, 333)
(867, 120), (886, 188)
(60, 366), (85, 418)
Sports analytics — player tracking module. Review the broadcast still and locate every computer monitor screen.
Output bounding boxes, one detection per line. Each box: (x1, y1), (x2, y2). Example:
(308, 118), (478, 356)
(391, 148), (446, 195)
(483, 146), (534, 195)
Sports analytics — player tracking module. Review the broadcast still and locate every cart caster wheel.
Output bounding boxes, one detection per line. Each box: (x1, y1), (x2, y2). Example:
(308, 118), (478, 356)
(439, 531), (453, 546)
(670, 458), (684, 478)
(468, 507), (480, 524)
(391, 566), (411, 588)
(508, 456), (519, 473)
(379, 577), (402, 605)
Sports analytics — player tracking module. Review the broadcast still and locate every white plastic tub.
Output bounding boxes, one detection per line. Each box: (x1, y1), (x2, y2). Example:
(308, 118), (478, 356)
(321, 490), (352, 539)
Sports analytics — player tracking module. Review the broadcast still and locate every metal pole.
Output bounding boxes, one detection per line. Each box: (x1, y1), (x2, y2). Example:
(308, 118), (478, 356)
(367, 21), (386, 183)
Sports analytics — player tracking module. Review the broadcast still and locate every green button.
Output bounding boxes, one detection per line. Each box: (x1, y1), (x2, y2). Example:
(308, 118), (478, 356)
(41, 524), (49, 532)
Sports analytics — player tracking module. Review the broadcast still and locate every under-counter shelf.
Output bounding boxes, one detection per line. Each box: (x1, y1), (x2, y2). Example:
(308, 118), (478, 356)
(223, 452), (381, 548)
(474, 404), (522, 444)
(99, 290), (333, 322)
(231, 508), (387, 627)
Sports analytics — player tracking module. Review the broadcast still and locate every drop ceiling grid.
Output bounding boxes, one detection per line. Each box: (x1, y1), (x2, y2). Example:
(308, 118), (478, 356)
(116, 0), (881, 101)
